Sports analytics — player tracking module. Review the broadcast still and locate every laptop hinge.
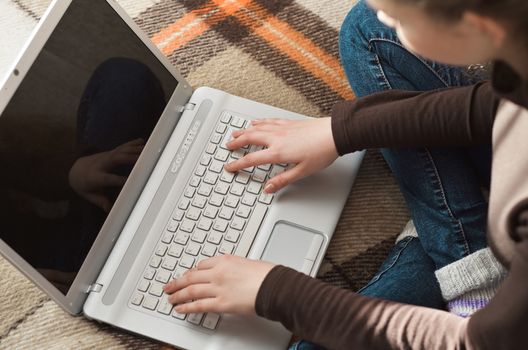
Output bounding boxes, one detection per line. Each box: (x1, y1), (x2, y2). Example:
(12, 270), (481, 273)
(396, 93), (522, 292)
(86, 283), (103, 293)
(175, 102), (196, 113)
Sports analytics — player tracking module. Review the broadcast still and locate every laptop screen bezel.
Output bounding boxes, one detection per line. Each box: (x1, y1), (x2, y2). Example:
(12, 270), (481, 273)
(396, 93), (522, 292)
(0, 0), (193, 315)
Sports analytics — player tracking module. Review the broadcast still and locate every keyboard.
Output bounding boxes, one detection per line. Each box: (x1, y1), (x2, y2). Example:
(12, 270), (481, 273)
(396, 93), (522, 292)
(129, 110), (287, 330)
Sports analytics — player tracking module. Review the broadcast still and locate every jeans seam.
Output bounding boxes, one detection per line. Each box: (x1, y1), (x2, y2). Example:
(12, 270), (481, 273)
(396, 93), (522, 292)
(373, 53), (392, 90)
(422, 148), (471, 256)
(368, 38), (450, 88)
(357, 237), (414, 293)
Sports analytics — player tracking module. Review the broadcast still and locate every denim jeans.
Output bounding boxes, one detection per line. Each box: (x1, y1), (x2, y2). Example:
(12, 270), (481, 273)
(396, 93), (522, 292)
(290, 1), (491, 349)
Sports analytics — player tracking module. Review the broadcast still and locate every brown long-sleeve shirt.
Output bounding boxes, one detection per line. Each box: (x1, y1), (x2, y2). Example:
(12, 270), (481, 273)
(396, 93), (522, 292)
(255, 61), (528, 349)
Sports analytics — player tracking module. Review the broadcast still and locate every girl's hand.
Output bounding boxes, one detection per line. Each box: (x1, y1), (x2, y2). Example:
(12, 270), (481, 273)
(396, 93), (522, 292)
(68, 138), (144, 212)
(224, 117), (338, 193)
(163, 255), (275, 315)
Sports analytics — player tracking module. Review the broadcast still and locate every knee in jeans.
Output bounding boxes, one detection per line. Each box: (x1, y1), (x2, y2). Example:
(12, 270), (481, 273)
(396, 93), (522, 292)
(339, 1), (379, 52)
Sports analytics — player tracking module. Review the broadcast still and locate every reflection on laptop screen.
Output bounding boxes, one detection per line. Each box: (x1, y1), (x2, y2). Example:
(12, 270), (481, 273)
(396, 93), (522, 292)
(0, 0), (177, 294)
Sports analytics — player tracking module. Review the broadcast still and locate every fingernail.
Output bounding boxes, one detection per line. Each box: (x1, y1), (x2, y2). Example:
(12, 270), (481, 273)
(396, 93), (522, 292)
(264, 183), (274, 193)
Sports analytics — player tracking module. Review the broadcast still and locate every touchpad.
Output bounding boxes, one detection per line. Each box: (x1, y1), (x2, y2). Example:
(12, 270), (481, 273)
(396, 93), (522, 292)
(261, 221), (324, 275)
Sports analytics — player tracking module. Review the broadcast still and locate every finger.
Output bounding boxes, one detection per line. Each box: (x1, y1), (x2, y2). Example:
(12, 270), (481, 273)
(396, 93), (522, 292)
(224, 149), (277, 173)
(85, 193), (112, 212)
(118, 138), (145, 148)
(119, 145), (145, 155)
(226, 130), (269, 151)
(107, 152), (141, 166)
(174, 298), (221, 314)
(251, 118), (289, 126)
(167, 284), (216, 305)
(195, 256), (223, 270)
(164, 269), (213, 294)
(94, 172), (127, 187)
(264, 163), (307, 193)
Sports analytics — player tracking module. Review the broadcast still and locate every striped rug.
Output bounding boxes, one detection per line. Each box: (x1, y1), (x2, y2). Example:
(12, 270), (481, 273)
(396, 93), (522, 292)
(0, 0), (409, 348)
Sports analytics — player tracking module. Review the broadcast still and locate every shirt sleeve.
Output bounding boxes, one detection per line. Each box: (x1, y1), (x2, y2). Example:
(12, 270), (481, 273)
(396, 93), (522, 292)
(255, 265), (472, 350)
(255, 242), (528, 350)
(331, 81), (499, 155)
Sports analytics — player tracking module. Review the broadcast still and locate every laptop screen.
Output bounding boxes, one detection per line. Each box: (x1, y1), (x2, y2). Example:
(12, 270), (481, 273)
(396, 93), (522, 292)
(0, 0), (178, 294)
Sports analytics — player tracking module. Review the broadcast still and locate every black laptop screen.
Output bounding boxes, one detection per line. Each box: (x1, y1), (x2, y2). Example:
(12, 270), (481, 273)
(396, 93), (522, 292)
(0, 0), (178, 294)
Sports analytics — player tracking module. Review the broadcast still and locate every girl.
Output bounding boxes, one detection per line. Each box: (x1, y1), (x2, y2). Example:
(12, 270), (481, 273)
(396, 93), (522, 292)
(164, 0), (528, 348)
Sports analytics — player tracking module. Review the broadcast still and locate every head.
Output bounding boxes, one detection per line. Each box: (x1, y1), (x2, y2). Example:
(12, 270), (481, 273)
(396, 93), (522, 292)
(367, 0), (528, 68)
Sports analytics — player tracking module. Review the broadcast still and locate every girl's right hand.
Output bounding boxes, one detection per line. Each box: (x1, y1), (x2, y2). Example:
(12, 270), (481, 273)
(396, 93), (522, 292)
(224, 117), (338, 193)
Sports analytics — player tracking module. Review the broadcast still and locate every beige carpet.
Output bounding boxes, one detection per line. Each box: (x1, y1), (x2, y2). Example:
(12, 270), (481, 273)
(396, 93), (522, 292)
(0, 0), (409, 348)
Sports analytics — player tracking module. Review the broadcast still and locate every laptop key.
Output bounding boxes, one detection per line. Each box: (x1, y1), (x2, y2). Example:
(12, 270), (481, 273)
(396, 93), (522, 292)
(180, 219), (196, 233)
(230, 217), (246, 231)
(174, 231), (190, 245)
(192, 195), (207, 209)
(168, 244), (184, 258)
(157, 297), (173, 315)
(138, 279), (150, 292)
(225, 229), (240, 243)
(225, 195), (239, 208)
(185, 242), (201, 256)
(210, 133), (222, 144)
(220, 111), (232, 124)
(167, 220), (179, 232)
(131, 292), (143, 306)
(234, 204), (268, 257)
(161, 232), (173, 244)
(207, 230), (223, 244)
(178, 198), (190, 210)
(197, 218), (213, 231)
(209, 160), (224, 173)
(173, 266), (188, 279)
(155, 270), (171, 284)
(252, 169), (267, 183)
(172, 308), (187, 320)
(247, 181), (262, 194)
(231, 116), (245, 128)
(219, 242), (234, 255)
(187, 313), (204, 325)
(142, 296), (158, 310)
(220, 170), (235, 183)
(173, 209), (185, 221)
(149, 256), (162, 268)
(180, 254), (195, 268)
(161, 256), (178, 271)
(209, 194), (224, 207)
(197, 184), (213, 197)
(155, 245), (168, 257)
(202, 313), (221, 330)
(149, 282), (164, 297)
(144, 268), (156, 280)
(258, 192), (274, 205)
(202, 243), (217, 257)
(241, 194), (256, 206)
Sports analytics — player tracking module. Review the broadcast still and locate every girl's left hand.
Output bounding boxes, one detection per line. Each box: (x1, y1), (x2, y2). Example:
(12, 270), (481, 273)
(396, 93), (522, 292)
(163, 255), (275, 315)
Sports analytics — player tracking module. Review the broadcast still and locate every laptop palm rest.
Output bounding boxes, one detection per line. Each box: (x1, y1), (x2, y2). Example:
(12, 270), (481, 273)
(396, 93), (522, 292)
(260, 221), (324, 275)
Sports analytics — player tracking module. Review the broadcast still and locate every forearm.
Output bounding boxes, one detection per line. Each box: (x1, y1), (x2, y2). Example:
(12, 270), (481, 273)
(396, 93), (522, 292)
(331, 82), (499, 154)
(256, 266), (474, 350)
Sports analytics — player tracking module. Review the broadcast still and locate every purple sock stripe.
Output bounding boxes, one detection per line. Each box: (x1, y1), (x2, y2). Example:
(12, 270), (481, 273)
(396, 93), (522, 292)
(448, 298), (490, 311)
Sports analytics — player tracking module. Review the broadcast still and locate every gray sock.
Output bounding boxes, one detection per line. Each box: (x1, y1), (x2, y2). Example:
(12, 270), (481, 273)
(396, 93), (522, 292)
(435, 248), (507, 317)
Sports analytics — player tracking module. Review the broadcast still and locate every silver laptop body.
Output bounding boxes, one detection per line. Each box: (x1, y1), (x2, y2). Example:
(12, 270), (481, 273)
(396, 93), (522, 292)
(0, 1), (363, 349)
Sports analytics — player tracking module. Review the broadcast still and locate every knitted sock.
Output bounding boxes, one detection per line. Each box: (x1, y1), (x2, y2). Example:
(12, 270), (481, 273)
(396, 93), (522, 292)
(395, 220), (418, 243)
(435, 248), (507, 317)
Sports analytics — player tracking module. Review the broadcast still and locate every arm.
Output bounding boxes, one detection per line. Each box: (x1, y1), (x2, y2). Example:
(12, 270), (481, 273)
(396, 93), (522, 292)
(256, 240), (528, 350)
(331, 81), (499, 154)
(161, 238), (528, 350)
(222, 82), (499, 194)
(256, 266), (472, 350)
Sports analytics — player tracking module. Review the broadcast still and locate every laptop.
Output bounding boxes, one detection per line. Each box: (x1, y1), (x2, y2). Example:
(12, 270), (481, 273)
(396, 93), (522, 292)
(0, 0), (363, 349)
